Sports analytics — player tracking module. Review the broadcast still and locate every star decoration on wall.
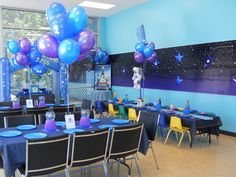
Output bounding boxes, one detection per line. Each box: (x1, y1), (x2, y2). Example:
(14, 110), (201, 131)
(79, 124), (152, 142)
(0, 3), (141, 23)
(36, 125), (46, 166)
(175, 52), (184, 63)
(176, 76), (183, 85)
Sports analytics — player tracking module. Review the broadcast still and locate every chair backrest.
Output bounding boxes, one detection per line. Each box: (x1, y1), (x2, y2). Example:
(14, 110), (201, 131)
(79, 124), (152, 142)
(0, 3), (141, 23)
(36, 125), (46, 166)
(170, 116), (183, 131)
(0, 109), (23, 128)
(26, 135), (70, 176)
(108, 103), (115, 113)
(109, 123), (143, 159)
(138, 111), (158, 141)
(81, 99), (92, 110)
(26, 107), (49, 115)
(95, 101), (103, 110)
(158, 114), (167, 127)
(52, 105), (75, 113)
(39, 111), (81, 124)
(0, 101), (12, 107)
(128, 108), (138, 122)
(70, 129), (109, 167)
(4, 114), (36, 128)
(118, 105), (126, 115)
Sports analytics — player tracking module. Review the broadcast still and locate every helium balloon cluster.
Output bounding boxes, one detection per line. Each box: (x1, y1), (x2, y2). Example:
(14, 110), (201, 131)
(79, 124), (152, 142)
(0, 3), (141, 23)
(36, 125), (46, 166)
(37, 2), (95, 65)
(134, 24), (157, 64)
(7, 39), (47, 76)
(94, 47), (109, 64)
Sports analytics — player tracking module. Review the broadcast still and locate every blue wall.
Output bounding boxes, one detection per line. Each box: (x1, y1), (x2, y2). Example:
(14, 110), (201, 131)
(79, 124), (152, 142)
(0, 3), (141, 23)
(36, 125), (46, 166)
(101, 0), (236, 133)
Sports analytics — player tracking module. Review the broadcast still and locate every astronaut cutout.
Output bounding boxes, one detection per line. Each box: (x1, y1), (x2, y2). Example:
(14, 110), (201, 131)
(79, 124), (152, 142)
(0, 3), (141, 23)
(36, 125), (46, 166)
(132, 67), (143, 89)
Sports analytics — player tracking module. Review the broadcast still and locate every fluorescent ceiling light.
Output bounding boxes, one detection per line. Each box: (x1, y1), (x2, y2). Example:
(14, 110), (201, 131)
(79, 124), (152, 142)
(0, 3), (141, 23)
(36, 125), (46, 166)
(79, 1), (115, 10)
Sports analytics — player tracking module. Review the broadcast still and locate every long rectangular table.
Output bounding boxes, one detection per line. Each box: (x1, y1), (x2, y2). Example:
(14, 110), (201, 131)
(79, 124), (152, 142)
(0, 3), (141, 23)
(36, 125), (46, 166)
(0, 118), (149, 177)
(103, 101), (222, 147)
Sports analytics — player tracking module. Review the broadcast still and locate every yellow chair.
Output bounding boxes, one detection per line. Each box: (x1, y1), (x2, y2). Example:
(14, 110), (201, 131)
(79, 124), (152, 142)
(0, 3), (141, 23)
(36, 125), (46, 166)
(108, 103), (119, 117)
(128, 108), (138, 122)
(164, 116), (191, 147)
(177, 107), (184, 111)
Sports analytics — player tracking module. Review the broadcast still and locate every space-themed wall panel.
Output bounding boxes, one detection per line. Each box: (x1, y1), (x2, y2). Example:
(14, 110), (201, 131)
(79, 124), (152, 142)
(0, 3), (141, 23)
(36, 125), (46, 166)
(111, 40), (236, 96)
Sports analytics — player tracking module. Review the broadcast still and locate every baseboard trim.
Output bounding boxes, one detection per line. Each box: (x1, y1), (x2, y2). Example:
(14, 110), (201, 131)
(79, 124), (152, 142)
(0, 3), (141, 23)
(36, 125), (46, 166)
(220, 130), (236, 137)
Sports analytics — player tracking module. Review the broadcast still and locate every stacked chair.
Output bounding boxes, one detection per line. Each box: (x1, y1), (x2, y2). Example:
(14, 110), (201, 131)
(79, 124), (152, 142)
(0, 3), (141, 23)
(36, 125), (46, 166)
(164, 116), (191, 147)
(128, 108), (138, 122)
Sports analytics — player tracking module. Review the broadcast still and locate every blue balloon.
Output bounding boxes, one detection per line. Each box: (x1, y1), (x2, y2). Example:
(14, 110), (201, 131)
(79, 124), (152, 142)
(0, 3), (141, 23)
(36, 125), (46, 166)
(28, 49), (42, 65)
(69, 6), (88, 34)
(51, 13), (74, 41)
(11, 58), (24, 69)
(58, 39), (80, 65)
(135, 41), (146, 53)
(95, 55), (102, 64)
(46, 2), (66, 24)
(143, 45), (154, 58)
(32, 63), (47, 76)
(101, 54), (109, 64)
(7, 40), (20, 54)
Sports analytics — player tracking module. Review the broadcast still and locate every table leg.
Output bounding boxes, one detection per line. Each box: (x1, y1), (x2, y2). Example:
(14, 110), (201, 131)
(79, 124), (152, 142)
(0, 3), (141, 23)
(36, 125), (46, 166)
(208, 133), (211, 144)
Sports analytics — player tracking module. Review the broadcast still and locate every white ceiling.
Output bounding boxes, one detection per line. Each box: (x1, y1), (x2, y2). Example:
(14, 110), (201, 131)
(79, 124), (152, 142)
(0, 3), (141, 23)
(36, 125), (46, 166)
(0, 0), (149, 17)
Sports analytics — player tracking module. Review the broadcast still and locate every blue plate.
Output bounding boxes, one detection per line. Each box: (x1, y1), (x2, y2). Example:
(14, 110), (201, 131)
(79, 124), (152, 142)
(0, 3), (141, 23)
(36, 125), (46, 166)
(16, 125), (36, 131)
(24, 133), (47, 139)
(56, 121), (65, 127)
(46, 103), (55, 107)
(63, 128), (84, 134)
(0, 130), (22, 138)
(0, 106), (11, 110)
(111, 119), (129, 124)
(90, 119), (101, 124)
(98, 124), (118, 129)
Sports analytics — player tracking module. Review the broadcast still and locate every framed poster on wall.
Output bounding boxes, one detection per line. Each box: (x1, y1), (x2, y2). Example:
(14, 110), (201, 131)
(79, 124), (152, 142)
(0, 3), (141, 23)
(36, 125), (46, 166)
(94, 65), (111, 90)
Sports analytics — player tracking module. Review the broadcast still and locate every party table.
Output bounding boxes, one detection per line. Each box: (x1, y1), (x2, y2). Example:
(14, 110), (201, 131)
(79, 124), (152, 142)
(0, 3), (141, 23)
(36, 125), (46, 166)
(103, 101), (222, 147)
(0, 118), (149, 177)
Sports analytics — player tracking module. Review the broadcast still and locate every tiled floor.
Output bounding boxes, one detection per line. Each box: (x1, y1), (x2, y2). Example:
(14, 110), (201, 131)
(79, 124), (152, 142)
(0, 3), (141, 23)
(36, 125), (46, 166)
(1, 134), (236, 177)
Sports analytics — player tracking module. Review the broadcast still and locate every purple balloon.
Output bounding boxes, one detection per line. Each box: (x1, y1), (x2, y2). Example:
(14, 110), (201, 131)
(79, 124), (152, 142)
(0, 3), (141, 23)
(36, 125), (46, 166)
(148, 42), (155, 49)
(19, 38), (31, 53)
(134, 52), (144, 63)
(76, 30), (95, 54)
(38, 34), (59, 58)
(146, 52), (157, 63)
(78, 53), (88, 61)
(15, 52), (29, 66)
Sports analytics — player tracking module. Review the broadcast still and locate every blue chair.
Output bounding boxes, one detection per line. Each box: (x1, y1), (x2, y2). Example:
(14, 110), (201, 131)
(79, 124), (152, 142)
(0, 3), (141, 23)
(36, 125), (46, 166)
(158, 114), (169, 142)
(95, 101), (104, 118)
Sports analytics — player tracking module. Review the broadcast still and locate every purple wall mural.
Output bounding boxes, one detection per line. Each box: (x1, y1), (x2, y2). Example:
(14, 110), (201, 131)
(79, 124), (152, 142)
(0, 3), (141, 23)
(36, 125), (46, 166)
(111, 40), (236, 96)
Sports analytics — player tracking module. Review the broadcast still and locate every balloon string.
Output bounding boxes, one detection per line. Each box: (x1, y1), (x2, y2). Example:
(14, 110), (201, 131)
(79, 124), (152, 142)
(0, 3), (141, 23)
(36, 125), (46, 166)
(66, 64), (70, 114)
(27, 66), (32, 99)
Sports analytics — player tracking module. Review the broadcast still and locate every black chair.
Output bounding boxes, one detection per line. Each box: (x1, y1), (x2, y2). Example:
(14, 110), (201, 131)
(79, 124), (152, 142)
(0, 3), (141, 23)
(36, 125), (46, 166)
(108, 123), (143, 177)
(0, 101), (12, 107)
(39, 111), (81, 124)
(52, 105), (75, 113)
(26, 107), (49, 124)
(81, 99), (92, 110)
(138, 111), (159, 170)
(18, 135), (70, 177)
(69, 129), (110, 177)
(4, 114), (36, 128)
(0, 109), (23, 128)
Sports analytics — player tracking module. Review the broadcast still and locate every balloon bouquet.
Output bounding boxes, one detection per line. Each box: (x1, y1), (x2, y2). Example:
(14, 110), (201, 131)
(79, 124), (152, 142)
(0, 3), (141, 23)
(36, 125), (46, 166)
(37, 2), (95, 65)
(133, 24), (158, 98)
(94, 47), (109, 64)
(134, 24), (157, 64)
(7, 38), (47, 76)
(39, 2), (95, 107)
